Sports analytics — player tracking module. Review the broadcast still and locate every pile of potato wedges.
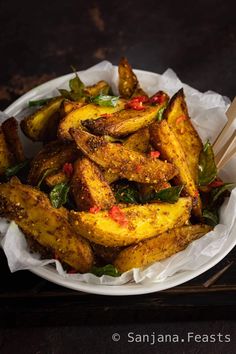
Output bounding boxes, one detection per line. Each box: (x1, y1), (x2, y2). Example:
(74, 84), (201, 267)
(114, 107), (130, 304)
(0, 57), (218, 275)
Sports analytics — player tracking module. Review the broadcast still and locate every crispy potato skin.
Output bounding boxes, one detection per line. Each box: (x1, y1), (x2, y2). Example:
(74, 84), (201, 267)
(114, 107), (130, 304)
(70, 127), (178, 184)
(60, 100), (85, 117)
(28, 141), (78, 185)
(45, 170), (68, 188)
(82, 99), (168, 138)
(0, 127), (14, 175)
(0, 178), (94, 272)
(71, 157), (115, 211)
(114, 224), (212, 272)
(2, 117), (25, 162)
(164, 89), (203, 183)
(21, 97), (64, 141)
(58, 101), (126, 141)
(118, 57), (148, 98)
(83, 80), (110, 97)
(91, 243), (123, 264)
(69, 197), (192, 247)
(150, 120), (202, 218)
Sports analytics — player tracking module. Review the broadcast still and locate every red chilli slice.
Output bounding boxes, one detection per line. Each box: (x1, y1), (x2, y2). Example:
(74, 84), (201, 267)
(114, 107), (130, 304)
(63, 162), (74, 178)
(89, 206), (101, 214)
(108, 206), (128, 227)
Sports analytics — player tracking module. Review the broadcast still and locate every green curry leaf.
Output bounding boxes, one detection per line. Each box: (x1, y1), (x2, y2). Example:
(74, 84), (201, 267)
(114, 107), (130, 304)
(49, 182), (70, 208)
(198, 140), (217, 186)
(91, 264), (121, 277)
(92, 94), (119, 107)
(5, 160), (30, 178)
(143, 185), (184, 204)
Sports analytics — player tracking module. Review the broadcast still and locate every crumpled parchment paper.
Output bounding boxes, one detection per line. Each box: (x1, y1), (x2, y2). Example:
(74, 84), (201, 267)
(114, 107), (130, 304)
(0, 61), (235, 286)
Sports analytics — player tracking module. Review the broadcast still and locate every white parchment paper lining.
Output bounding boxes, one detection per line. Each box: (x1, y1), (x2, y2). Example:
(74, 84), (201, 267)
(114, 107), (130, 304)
(0, 61), (235, 286)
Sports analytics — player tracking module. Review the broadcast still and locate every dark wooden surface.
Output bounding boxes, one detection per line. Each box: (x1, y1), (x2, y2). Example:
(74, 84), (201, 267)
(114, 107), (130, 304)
(0, 0), (236, 352)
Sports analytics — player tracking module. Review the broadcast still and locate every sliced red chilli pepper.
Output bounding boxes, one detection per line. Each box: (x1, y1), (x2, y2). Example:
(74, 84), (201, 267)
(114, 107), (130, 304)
(63, 162), (74, 178)
(150, 151), (160, 158)
(149, 92), (167, 105)
(108, 205), (128, 227)
(125, 96), (149, 110)
(176, 114), (187, 124)
(89, 206), (101, 214)
(208, 179), (224, 188)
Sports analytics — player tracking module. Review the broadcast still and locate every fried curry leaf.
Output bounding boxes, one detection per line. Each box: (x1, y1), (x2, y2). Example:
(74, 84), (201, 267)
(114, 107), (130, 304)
(92, 94), (119, 107)
(115, 185), (140, 204)
(202, 209), (219, 226)
(143, 185), (184, 204)
(202, 183), (235, 226)
(59, 68), (85, 101)
(210, 183), (235, 206)
(37, 168), (58, 188)
(49, 182), (70, 208)
(28, 98), (52, 107)
(91, 264), (121, 277)
(198, 140), (217, 186)
(5, 160), (30, 178)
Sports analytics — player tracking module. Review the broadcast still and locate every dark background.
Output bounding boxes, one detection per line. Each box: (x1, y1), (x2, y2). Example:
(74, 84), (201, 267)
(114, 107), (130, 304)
(0, 0), (236, 353)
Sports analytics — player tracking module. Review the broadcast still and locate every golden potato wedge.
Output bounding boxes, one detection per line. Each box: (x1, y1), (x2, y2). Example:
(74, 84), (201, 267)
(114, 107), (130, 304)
(58, 100), (126, 141)
(150, 120), (202, 217)
(28, 140), (78, 185)
(70, 127), (178, 184)
(69, 197), (192, 247)
(60, 100), (86, 116)
(164, 89), (203, 183)
(102, 128), (150, 184)
(82, 94), (168, 137)
(2, 117), (25, 162)
(124, 127), (150, 153)
(0, 127), (14, 175)
(118, 57), (147, 98)
(83, 80), (111, 97)
(114, 224), (212, 272)
(21, 96), (64, 141)
(70, 157), (115, 210)
(0, 177), (94, 272)
(45, 170), (68, 188)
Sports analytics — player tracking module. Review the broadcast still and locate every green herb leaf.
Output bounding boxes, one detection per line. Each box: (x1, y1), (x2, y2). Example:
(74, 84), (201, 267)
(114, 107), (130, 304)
(28, 98), (52, 107)
(143, 185), (184, 204)
(210, 183), (236, 205)
(5, 160), (30, 178)
(92, 94), (119, 107)
(115, 185), (140, 204)
(91, 264), (121, 277)
(198, 140), (217, 186)
(49, 182), (70, 208)
(59, 68), (85, 101)
(37, 168), (58, 188)
(202, 209), (219, 226)
(156, 106), (166, 121)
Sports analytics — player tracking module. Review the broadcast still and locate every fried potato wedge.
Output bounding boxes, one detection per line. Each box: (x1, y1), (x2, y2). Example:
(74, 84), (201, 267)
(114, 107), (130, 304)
(91, 243), (123, 264)
(114, 224), (212, 272)
(58, 100), (126, 141)
(2, 117), (25, 162)
(69, 197), (192, 247)
(118, 57), (147, 98)
(124, 127), (150, 153)
(71, 157), (115, 211)
(45, 170), (68, 188)
(70, 127), (178, 184)
(0, 127), (14, 175)
(83, 80), (111, 97)
(0, 177), (94, 272)
(150, 120), (202, 217)
(82, 95), (168, 137)
(60, 100), (85, 116)
(21, 97), (64, 141)
(102, 128), (150, 184)
(28, 140), (78, 185)
(164, 89), (203, 183)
